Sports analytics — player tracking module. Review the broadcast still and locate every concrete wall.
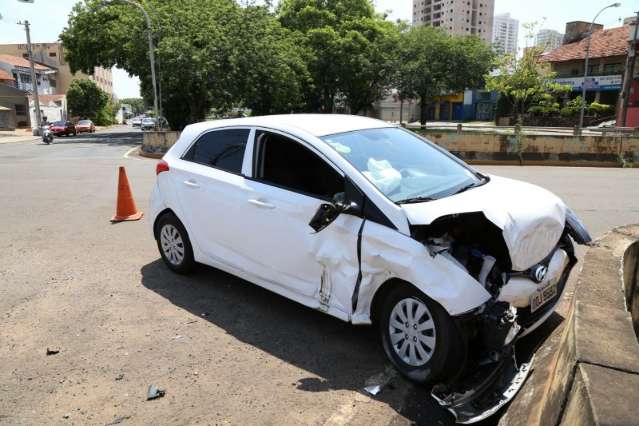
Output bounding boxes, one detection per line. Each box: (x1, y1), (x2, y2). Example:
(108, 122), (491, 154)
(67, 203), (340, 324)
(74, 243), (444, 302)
(501, 225), (639, 426)
(141, 131), (181, 158)
(417, 129), (639, 167)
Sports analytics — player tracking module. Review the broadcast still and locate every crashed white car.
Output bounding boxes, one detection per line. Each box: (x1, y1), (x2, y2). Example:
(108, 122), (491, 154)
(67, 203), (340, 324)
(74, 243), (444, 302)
(150, 114), (591, 422)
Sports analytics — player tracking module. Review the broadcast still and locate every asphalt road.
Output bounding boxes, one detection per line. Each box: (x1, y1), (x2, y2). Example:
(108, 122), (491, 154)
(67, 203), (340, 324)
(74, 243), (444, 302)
(0, 127), (637, 425)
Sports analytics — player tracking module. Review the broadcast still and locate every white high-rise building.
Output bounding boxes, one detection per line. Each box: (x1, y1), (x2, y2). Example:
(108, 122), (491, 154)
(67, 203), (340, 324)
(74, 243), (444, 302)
(535, 29), (564, 52)
(492, 13), (519, 55)
(412, 0), (495, 44)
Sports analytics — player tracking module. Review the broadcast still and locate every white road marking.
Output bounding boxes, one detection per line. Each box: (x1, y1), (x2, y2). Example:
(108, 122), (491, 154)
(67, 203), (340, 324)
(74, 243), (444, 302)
(123, 147), (140, 159)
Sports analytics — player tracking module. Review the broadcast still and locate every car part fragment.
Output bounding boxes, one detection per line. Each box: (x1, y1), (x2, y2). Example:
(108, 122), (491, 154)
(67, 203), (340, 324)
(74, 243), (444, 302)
(565, 208), (593, 245)
(432, 351), (534, 424)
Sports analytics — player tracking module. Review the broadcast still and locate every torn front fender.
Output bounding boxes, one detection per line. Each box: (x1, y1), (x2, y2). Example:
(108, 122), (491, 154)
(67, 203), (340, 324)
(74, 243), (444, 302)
(351, 220), (492, 324)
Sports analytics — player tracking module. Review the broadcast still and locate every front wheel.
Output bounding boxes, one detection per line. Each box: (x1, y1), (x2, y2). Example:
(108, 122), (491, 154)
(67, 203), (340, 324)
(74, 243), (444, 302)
(379, 285), (464, 384)
(156, 213), (195, 274)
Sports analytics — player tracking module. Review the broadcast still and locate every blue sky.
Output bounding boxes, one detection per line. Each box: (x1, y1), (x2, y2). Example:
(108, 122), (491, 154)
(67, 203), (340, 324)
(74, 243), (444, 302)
(1, 0), (637, 97)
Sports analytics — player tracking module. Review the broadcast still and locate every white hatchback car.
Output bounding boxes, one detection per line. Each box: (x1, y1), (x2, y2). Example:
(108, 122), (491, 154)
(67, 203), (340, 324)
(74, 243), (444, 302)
(150, 114), (591, 421)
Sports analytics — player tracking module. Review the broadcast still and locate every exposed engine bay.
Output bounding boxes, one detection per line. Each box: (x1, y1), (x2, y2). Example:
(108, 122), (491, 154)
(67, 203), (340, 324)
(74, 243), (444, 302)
(410, 212), (584, 423)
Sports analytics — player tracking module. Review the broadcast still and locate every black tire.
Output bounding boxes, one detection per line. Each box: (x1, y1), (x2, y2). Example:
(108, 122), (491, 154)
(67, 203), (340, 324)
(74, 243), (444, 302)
(379, 284), (464, 384)
(155, 212), (195, 274)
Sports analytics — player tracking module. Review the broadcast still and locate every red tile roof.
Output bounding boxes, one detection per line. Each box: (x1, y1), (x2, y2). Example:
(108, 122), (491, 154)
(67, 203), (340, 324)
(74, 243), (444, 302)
(0, 69), (13, 80)
(541, 25), (629, 63)
(0, 54), (50, 70)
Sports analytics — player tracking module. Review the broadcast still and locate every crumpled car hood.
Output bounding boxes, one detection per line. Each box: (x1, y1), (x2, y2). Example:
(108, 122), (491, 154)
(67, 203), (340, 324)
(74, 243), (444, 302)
(400, 176), (567, 271)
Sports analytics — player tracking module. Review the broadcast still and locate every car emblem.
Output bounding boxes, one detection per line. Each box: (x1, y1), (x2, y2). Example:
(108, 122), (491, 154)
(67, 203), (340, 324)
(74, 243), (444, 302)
(531, 265), (548, 283)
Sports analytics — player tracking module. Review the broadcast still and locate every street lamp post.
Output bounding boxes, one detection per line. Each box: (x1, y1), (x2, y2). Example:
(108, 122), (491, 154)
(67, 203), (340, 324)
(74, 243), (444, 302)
(99, 0), (159, 126)
(578, 2), (621, 131)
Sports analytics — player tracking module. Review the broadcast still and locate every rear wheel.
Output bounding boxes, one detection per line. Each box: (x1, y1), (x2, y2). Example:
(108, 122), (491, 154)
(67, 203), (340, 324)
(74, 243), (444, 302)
(156, 213), (195, 274)
(379, 284), (464, 384)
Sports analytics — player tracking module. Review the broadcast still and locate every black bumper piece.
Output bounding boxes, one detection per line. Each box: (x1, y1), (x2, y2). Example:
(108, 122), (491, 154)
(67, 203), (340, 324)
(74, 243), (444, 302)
(431, 348), (534, 424)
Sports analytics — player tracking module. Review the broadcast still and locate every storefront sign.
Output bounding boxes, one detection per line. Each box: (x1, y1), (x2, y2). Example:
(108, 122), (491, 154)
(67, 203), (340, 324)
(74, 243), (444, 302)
(554, 75), (622, 91)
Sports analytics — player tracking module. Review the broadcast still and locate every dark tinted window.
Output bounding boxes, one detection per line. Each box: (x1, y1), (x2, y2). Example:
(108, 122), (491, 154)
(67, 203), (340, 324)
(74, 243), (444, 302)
(184, 129), (250, 174)
(255, 131), (344, 199)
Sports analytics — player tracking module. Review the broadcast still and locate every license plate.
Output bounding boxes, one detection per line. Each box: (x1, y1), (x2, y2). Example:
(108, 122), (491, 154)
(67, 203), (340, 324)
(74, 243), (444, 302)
(530, 281), (558, 313)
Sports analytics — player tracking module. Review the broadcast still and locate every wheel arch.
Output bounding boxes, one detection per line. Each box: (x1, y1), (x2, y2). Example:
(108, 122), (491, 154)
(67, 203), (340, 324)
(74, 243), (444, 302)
(370, 278), (420, 324)
(153, 208), (179, 240)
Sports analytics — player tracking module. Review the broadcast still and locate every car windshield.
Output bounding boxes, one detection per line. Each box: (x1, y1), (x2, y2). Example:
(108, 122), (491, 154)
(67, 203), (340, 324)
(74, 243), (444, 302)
(142, 118), (154, 123)
(78, 120), (91, 125)
(321, 127), (481, 203)
(52, 121), (66, 126)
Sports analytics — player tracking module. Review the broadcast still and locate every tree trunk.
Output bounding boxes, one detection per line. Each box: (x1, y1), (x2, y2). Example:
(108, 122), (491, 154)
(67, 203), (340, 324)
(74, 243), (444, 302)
(420, 95), (428, 128)
(399, 99), (404, 125)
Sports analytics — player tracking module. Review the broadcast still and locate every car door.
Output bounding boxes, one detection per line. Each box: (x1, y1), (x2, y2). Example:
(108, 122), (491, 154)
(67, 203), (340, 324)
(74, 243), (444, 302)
(236, 129), (363, 315)
(170, 127), (256, 269)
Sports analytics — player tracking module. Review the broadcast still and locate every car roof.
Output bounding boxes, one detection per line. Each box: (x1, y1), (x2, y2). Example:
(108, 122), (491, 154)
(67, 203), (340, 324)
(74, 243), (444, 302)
(183, 114), (395, 138)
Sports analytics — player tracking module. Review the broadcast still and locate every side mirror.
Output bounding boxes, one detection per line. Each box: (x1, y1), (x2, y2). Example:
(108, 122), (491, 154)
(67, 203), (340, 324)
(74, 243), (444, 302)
(308, 199), (362, 233)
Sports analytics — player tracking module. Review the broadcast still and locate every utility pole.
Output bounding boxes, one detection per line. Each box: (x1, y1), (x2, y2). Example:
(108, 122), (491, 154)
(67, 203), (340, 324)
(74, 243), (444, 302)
(619, 11), (639, 127)
(96, 1), (159, 128)
(18, 20), (42, 135)
(578, 2), (621, 131)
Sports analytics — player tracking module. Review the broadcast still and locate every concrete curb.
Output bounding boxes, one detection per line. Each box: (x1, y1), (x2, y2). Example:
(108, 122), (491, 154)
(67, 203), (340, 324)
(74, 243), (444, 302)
(501, 225), (639, 425)
(137, 148), (163, 159)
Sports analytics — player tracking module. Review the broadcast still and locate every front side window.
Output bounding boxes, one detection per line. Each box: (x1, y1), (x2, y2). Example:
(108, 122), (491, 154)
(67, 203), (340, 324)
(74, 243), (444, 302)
(322, 127), (481, 203)
(254, 131), (344, 200)
(183, 128), (250, 174)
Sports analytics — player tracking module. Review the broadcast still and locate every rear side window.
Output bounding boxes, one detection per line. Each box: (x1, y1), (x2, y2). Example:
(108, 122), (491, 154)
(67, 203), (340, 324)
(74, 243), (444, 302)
(183, 128), (250, 174)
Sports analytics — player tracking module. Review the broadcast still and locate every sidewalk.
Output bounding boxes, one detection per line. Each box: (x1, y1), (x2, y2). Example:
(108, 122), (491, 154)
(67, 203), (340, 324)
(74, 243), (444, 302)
(0, 135), (40, 144)
(0, 128), (39, 144)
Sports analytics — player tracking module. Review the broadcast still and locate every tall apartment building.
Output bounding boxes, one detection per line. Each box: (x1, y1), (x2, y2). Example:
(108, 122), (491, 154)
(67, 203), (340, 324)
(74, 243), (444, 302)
(535, 29), (564, 52)
(412, 0), (495, 44)
(0, 42), (113, 96)
(492, 13), (519, 55)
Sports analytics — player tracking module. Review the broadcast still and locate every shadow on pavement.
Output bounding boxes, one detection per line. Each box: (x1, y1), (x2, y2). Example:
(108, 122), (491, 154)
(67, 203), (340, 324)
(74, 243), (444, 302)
(140, 259), (455, 425)
(43, 131), (142, 146)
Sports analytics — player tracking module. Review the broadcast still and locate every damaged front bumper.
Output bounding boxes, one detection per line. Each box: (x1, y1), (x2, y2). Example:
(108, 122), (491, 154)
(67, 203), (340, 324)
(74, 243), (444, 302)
(430, 241), (575, 423)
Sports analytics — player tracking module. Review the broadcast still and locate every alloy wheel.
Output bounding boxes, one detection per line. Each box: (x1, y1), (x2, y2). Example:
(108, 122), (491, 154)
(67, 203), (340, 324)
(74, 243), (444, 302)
(388, 297), (437, 367)
(160, 224), (185, 265)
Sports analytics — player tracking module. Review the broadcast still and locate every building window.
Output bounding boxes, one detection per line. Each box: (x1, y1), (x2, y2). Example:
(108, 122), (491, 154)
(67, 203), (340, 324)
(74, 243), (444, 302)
(603, 63), (623, 74)
(15, 104), (26, 115)
(49, 52), (57, 57)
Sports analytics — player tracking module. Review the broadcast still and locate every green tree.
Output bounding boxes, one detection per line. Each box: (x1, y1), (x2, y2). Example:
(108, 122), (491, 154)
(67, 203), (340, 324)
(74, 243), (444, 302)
(119, 97), (146, 115)
(277, 0), (398, 114)
(67, 78), (109, 122)
(396, 26), (494, 125)
(60, 0), (310, 129)
(227, 4), (311, 115)
(485, 46), (570, 124)
(334, 17), (400, 114)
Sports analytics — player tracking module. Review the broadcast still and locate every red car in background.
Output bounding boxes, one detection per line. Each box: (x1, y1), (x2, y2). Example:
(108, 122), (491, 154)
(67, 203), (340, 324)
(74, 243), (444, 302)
(76, 119), (95, 133)
(50, 120), (76, 137)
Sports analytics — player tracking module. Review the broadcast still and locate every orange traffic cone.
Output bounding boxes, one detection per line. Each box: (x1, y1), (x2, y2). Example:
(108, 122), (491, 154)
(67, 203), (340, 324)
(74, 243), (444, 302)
(111, 166), (143, 222)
